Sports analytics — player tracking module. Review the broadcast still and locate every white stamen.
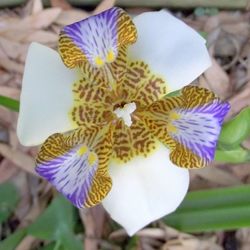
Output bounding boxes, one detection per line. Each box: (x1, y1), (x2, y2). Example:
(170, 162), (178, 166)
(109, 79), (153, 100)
(114, 102), (136, 127)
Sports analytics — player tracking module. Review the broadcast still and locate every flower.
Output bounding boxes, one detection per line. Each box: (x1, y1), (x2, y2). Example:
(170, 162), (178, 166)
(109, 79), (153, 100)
(17, 7), (230, 235)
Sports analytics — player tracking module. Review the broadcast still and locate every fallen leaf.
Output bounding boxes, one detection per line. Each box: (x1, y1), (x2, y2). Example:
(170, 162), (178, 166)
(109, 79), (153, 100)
(203, 57), (231, 99)
(193, 164), (242, 186)
(24, 30), (58, 44)
(0, 143), (37, 176)
(15, 236), (37, 250)
(93, 0), (116, 15)
(32, 0), (43, 14)
(56, 9), (89, 25)
(227, 81), (250, 119)
(0, 159), (18, 183)
(0, 86), (20, 99)
(0, 56), (24, 74)
(19, 8), (62, 30)
(51, 0), (72, 10)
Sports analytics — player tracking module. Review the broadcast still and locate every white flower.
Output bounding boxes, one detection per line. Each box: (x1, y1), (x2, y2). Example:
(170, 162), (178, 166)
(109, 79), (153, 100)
(17, 8), (229, 235)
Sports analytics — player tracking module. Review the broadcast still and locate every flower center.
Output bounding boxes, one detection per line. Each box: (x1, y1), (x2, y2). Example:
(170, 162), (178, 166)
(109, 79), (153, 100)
(113, 102), (136, 127)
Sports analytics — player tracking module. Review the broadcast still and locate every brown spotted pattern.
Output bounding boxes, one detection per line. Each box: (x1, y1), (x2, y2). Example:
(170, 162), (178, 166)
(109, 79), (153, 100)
(118, 61), (167, 108)
(58, 8), (137, 69)
(36, 125), (113, 208)
(84, 125), (113, 207)
(141, 86), (220, 169)
(112, 119), (157, 163)
(181, 85), (216, 108)
(70, 59), (167, 163)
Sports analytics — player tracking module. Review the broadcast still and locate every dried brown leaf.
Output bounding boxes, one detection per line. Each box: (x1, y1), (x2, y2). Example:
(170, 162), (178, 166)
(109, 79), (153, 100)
(0, 70), (12, 85)
(56, 9), (89, 25)
(0, 86), (20, 99)
(0, 37), (26, 60)
(162, 237), (222, 250)
(80, 205), (108, 250)
(16, 236), (37, 250)
(227, 81), (250, 119)
(193, 164), (242, 186)
(0, 143), (37, 176)
(236, 228), (250, 250)
(32, 0), (44, 14)
(50, 0), (72, 10)
(0, 159), (18, 183)
(93, 0), (116, 15)
(203, 57), (231, 99)
(24, 30), (58, 44)
(19, 8), (62, 30)
(0, 56), (24, 74)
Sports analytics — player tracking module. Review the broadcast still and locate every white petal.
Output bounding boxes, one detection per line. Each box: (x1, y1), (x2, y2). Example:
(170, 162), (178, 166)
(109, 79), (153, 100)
(129, 10), (211, 92)
(17, 43), (78, 146)
(102, 144), (189, 236)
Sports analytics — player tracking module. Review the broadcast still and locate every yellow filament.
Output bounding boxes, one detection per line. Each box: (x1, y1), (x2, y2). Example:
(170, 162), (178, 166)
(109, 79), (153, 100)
(106, 50), (115, 63)
(167, 123), (178, 133)
(77, 145), (88, 156)
(95, 56), (104, 67)
(169, 111), (181, 121)
(88, 152), (97, 165)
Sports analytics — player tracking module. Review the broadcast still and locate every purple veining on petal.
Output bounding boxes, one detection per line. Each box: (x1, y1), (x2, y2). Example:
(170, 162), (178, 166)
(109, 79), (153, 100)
(62, 7), (119, 65)
(170, 100), (230, 162)
(36, 145), (98, 208)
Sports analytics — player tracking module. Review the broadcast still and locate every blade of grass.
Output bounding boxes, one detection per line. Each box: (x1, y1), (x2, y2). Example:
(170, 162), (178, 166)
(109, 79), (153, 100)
(0, 229), (27, 250)
(164, 185), (250, 232)
(0, 95), (19, 112)
(0, 182), (20, 224)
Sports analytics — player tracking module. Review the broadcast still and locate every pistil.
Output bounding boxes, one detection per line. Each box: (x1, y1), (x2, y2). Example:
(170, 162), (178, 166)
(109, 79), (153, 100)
(114, 102), (136, 127)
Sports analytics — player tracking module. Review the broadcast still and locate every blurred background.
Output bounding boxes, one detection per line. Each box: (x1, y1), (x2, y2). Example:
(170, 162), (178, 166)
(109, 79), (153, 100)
(0, 0), (250, 249)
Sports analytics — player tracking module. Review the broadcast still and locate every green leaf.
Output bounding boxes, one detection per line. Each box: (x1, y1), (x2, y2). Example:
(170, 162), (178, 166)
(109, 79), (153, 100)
(165, 89), (181, 98)
(0, 228), (27, 250)
(0, 182), (20, 223)
(28, 195), (75, 240)
(194, 7), (205, 16)
(164, 185), (250, 232)
(215, 146), (250, 163)
(28, 195), (82, 250)
(38, 242), (64, 250)
(125, 236), (139, 250)
(218, 107), (250, 149)
(194, 7), (219, 17)
(59, 229), (82, 250)
(0, 95), (19, 112)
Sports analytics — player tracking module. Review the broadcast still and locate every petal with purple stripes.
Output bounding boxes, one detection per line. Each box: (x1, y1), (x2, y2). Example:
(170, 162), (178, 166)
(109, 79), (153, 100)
(143, 86), (230, 168)
(168, 99), (230, 167)
(59, 7), (137, 68)
(36, 127), (113, 208)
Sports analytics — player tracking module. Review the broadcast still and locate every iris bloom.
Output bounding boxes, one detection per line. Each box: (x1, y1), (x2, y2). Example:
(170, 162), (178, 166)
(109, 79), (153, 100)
(17, 7), (230, 235)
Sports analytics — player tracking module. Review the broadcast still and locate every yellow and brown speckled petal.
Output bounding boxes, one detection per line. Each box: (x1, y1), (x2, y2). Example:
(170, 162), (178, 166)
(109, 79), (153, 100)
(112, 119), (157, 163)
(118, 60), (168, 108)
(58, 7), (137, 69)
(36, 125), (113, 208)
(70, 66), (115, 127)
(143, 86), (230, 169)
(169, 142), (206, 168)
(181, 85), (216, 108)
